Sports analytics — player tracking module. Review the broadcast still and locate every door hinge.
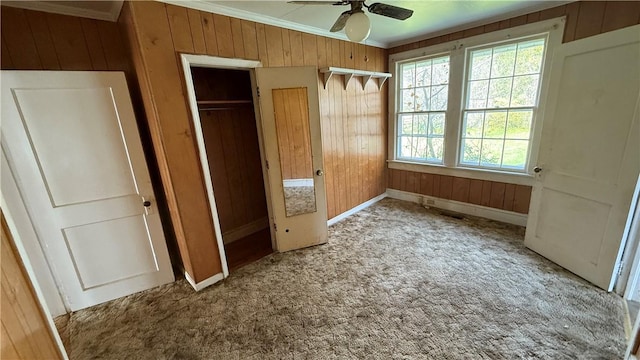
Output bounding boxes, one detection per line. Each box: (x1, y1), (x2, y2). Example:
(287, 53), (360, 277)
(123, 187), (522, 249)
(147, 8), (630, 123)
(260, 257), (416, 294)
(265, 160), (270, 170)
(273, 223), (277, 232)
(618, 263), (624, 277)
(257, 87), (260, 97)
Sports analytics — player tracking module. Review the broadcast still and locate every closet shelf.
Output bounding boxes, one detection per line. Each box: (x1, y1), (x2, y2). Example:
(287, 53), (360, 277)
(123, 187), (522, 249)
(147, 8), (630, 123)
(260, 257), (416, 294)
(197, 99), (253, 111)
(319, 67), (392, 91)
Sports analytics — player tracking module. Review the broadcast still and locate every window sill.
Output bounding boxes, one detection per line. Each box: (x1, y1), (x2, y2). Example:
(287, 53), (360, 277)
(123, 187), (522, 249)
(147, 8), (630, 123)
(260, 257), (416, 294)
(387, 160), (535, 186)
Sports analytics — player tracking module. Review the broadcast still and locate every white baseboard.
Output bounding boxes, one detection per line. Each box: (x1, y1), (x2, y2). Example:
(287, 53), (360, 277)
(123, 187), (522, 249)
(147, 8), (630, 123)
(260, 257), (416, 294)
(185, 271), (224, 291)
(385, 188), (528, 226)
(222, 217), (269, 244)
(328, 193), (387, 226)
(283, 178), (314, 187)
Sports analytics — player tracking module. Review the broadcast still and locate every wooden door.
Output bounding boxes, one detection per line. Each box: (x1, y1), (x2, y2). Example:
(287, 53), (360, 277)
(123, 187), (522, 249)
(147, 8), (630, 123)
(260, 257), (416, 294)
(1, 71), (174, 311)
(255, 67), (328, 251)
(524, 25), (640, 290)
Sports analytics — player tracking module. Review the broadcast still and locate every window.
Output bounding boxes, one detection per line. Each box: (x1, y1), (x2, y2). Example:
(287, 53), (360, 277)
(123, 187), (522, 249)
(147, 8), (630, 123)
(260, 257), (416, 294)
(461, 38), (545, 170)
(397, 55), (450, 163)
(390, 19), (563, 178)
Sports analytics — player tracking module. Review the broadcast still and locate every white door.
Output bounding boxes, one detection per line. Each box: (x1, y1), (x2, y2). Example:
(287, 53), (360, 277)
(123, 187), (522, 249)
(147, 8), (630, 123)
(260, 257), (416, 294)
(525, 25), (640, 290)
(255, 66), (328, 251)
(1, 71), (174, 312)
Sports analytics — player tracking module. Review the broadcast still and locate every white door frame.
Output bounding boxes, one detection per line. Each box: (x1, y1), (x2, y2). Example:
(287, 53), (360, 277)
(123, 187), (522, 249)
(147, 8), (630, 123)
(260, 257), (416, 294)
(180, 54), (275, 288)
(618, 174), (640, 297)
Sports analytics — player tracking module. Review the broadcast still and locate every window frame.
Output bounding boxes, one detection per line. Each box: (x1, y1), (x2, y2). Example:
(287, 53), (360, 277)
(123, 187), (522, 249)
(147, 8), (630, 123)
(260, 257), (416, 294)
(388, 17), (565, 185)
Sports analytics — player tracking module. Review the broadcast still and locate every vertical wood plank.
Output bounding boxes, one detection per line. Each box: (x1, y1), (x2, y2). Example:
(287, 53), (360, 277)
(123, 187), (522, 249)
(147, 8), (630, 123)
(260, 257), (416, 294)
(46, 13), (93, 70)
(80, 19), (108, 70)
(281, 28), (292, 66)
(391, 168), (402, 189)
(601, 1), (640, 33)
(213, 14), (234, 57)
(439, 175), (453, 200)
(563, 1), (581, 42)
(468, 179), (483, 205)
(480, 181), (492, 207)
(301, 33), (318, 66)
(201, 12), (219, 56)
(420, 173), (434, 196)
(451, 177), (470, 203)
(25, 10), (60, 69)
(255, 23), (269, 66)
(539, 5), (566, 21)
(1, 37), (14, 68)
(489, 182), (506, 209)
(503, 183), (516, 211)
(96, 22), (129, 71)
(1, 7), (42, 69)
(187, 9), (206, 54)
(405, 171), (417, 193)
(432, 175), (441, 198)
(241, 20), (258, 60)
(229, 18), (245, 59)
(289, 30), (304, 67)
(265, 25), (284, 67)
(513, 185), (532, 214)
(166, 4), (194, 53)
(317, 36), (327, 68)
(574, 1), (607, 40)
(509, 15), (527, 27)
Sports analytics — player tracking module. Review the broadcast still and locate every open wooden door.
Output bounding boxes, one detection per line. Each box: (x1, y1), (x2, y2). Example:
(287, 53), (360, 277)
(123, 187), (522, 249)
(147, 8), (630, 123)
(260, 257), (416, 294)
(524, 25), (640, 290)
(255, 66), (328, 252)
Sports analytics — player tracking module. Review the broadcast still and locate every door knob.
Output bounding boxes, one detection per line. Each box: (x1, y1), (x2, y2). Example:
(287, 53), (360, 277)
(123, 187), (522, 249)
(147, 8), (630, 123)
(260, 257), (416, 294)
(533, 166), (543, 173)
(316, 169), (324, 176)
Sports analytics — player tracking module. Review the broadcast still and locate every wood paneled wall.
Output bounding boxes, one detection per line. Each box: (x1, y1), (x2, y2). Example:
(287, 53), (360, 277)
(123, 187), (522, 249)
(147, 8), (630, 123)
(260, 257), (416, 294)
(200, 108), (268, 234)
(388, 169), (531, 214)
(121, 1), (387, 282)
(386, 1), (640, 215)
(0, 6), (128, 71)
(1, 213), (63, 359)
(273, 87), (314, 180)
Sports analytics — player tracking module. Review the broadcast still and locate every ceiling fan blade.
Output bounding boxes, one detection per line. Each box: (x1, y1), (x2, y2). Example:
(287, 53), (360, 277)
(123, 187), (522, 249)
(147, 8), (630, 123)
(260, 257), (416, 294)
(288, 1), (348, 5)
(330, 11), (351, 32)
(367, 2), (413, 20)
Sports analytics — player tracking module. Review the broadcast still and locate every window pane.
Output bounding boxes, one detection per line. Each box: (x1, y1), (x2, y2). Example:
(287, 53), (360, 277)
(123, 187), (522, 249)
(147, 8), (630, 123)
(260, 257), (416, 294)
(399, 136), (413, 158)
(414, 114), (428, 134)
(506, 110), (532, 139)
(414, 87), (430, 111)
(415, 137), (428, 158)
(470, 49), (492, 80)
(400, 114), (413, 135)
(416, 61), (432, 87)
(461, 139), (481, 165)
(483, 111), (507, 139)
(429, 113), (445, 135)
(480, 139), (503, 166)
(515, 39), (544, 75)
(462, 112), (484, 138)
(401, 63), (415, 88)
(502, 140), (529, 169)
(432, 57), (450, 85)
(430, 85), (448, 111)
(401, 89), (416, 112)
(487, 78), (512, 108)
(467, 80), (489, 109)
(427, 138), (444, 162)
(511, 75), (539, 107)
(491, 44), (517, 77)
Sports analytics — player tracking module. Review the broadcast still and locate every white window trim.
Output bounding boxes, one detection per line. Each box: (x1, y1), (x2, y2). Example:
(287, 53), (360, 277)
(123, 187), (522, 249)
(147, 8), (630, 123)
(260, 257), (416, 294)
(388, 17), (566, 185)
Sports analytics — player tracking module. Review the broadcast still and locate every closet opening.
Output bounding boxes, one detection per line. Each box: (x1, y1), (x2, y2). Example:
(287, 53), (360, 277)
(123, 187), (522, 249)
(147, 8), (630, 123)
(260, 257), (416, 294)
(189, 66), (272, 273)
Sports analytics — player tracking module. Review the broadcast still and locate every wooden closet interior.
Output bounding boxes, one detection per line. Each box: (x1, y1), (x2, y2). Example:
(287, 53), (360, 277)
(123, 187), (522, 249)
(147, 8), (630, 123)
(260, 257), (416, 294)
(190, 67), (272, 272)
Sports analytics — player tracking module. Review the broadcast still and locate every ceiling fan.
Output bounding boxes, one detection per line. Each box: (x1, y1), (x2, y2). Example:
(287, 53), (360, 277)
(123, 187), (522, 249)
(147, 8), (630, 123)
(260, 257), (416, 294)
(288, 1), (414, 43)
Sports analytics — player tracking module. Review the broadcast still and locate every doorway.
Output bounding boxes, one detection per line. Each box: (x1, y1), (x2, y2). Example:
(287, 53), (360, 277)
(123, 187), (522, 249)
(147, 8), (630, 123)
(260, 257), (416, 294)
(188, 66), (273, 273)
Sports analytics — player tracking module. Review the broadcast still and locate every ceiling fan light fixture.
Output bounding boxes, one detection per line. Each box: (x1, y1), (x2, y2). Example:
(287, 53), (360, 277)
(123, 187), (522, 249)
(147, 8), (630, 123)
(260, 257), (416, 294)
(344, 11), (370, 43)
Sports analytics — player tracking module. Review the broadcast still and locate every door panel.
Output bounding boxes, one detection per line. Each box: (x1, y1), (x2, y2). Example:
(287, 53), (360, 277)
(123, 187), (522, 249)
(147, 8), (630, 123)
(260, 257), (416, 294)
(255, 66), (328, 251)
(525, 25), (640, 290)
(1, 71), (174, 311)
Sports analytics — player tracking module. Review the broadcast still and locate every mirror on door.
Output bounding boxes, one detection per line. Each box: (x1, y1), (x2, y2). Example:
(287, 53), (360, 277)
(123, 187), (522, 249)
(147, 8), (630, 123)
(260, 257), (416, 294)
(272, 87), (317, 217)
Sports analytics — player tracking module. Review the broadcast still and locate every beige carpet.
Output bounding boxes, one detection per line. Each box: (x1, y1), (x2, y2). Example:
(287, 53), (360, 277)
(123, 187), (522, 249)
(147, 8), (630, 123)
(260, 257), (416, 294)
(55, 198), (625, 359)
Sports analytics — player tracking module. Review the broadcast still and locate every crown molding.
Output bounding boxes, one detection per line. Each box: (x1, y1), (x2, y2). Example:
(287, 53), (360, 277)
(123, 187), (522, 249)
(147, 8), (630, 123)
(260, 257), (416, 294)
(159, 0), (387, 48)
(2, 0), (124, 22)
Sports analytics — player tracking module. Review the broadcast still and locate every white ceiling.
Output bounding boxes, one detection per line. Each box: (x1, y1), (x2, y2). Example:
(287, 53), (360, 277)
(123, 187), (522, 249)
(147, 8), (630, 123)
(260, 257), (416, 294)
(3, 0), (571, 48)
